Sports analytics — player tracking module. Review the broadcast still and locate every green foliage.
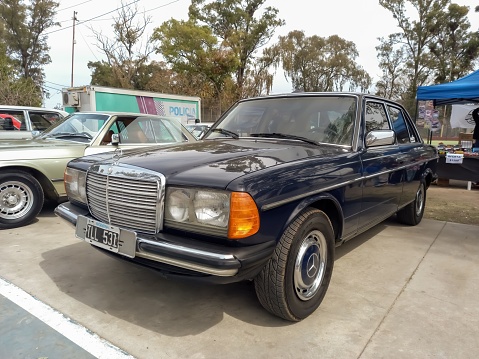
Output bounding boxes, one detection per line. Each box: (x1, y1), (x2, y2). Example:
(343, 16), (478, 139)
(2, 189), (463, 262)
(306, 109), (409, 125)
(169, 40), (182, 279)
(0, 0), (59, 83)
(375, 34), (408, 100)
(428, 3), (479, 83)
(0, 49), (42, 105)
(378, 0), (479, 116)
(0, 0), (59, 105)
(378, 0), (450, 113)
(187, 0), (285, 97)
(274, 30), (371, 92)
(152, 19), (237, 97)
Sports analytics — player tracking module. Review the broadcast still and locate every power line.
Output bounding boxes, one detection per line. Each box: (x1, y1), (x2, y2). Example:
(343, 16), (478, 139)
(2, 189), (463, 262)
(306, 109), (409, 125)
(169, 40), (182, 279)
(143, 0), (181, 14)
(44, 80), (70, 87)
(44, 0), (141, 36)
(53, 1), (183, 31)
(57, 0), (93, 13)
(78, 27), (100, 61)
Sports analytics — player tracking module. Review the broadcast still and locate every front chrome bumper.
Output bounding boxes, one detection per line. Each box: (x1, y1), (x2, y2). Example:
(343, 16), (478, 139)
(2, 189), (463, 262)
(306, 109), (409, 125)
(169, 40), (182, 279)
(55, 202), (274, 279)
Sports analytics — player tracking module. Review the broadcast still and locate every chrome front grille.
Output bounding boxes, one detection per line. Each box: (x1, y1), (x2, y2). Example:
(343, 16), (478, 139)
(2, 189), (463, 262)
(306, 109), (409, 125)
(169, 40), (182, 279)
(86, 164), (165, 234)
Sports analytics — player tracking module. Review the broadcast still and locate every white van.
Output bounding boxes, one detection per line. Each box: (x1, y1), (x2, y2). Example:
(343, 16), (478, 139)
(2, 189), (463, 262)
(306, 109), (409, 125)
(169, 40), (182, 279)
(0, 105), (68, 140)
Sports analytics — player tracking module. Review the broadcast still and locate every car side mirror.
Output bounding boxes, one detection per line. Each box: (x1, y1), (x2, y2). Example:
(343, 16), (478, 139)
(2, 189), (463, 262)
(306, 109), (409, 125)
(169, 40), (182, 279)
(366, 130), (396, 147)
(31, 130), (41, 137)
(111, 133), (120, 145)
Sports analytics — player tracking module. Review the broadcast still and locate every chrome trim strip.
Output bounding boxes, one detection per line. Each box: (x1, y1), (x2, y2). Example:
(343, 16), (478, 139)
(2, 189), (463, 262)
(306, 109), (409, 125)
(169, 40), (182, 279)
(261, 157), (436, 211)
(137, 238), (238, 276)
(138, 238), (236, 261)
(105, 172), (111, 223)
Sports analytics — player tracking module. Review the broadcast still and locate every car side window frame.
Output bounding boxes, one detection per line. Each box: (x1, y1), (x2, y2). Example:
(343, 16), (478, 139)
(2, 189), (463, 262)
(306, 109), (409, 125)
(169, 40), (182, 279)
(364, 101), (392, 132)
(386, 105), (411, 144)
(401, 108), (420, 143)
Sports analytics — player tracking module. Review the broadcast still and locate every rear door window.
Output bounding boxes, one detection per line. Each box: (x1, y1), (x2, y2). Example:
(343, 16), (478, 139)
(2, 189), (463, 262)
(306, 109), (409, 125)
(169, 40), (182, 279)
(0, 110), (26, 131)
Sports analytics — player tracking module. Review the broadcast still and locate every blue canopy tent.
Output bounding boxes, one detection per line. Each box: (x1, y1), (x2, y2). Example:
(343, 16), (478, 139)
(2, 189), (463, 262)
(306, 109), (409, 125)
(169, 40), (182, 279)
(416, 70), (479, 106)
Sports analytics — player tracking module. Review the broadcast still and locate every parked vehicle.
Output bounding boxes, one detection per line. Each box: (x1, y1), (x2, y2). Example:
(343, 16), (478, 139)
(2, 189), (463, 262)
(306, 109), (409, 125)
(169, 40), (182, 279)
(62, 85), (201, 126)
(55, 93), (438, 321)
(0, 112), (196, 229)
(0, 105), (68, 139)
(185, 123), (213, 139)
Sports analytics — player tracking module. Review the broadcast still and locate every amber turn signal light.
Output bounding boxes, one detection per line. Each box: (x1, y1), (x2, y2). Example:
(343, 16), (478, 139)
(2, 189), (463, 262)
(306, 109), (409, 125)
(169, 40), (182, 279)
(228, 192), (260, 239)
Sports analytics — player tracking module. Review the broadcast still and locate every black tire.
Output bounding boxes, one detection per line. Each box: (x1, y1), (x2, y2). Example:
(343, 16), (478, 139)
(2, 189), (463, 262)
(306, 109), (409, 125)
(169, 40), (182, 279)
(397, 181), (426, 226)
(254, 208), (335, 321)
(0, 171), (44, 229)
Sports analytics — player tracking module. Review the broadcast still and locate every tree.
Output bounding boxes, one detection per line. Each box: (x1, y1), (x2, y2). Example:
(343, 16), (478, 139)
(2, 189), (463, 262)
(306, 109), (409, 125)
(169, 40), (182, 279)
(188, 0), (284, 98)
(89, 1), (153, 89)
(0, 43), (42, 106)
(379, 0), (450, 113)
(375, 34), (408, 100)
(273, 30), (371, 92)
(428, 3), (479, 83)
(0, 0), (59, 87)
(152, 19), (237, 111)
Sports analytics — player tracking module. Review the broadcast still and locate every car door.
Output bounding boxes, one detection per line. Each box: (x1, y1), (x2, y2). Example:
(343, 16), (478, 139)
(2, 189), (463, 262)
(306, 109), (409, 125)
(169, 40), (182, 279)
(386, 104), (425, 207)
(359, 100), (404, 230)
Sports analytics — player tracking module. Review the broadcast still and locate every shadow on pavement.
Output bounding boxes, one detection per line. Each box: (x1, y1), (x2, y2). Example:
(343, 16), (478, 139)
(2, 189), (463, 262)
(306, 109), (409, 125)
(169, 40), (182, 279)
(37, 220), (389, 337)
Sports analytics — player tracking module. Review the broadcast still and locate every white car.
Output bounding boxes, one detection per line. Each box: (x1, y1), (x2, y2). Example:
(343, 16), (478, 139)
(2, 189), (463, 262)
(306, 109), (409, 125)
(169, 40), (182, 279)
(0, 111), (196, 229)
(0, 105), (68, 139)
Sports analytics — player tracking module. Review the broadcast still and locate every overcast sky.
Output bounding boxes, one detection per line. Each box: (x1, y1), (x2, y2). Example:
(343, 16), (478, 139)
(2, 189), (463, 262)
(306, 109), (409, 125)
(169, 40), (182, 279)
(43, 0), (479, 108)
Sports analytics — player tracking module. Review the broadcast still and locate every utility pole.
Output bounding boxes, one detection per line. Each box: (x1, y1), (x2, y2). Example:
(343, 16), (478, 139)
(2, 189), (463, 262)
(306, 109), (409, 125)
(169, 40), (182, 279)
(70, 11), (78, 87)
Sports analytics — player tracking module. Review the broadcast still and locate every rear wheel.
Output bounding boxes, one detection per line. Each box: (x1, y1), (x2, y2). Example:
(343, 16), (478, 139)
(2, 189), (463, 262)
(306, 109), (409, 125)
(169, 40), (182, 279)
(0, 171), (44, 229)
(397, 181), (426, 226)
(254, 208), (335, 321)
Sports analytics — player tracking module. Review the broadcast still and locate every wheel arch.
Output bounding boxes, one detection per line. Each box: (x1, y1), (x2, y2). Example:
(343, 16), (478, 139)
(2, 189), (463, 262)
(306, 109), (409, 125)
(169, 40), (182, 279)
(0, 165), (59, 201)
(422, 167), (435, 189)
(284, 193), (344, 243)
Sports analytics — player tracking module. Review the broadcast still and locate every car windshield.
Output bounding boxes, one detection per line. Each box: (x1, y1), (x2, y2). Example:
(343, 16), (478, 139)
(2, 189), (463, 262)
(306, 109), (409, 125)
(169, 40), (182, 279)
(204, 96), (357, 146)
(116, 116), (190, 143)
(185, 124), (210, 139)
(39, 113), (110, 143)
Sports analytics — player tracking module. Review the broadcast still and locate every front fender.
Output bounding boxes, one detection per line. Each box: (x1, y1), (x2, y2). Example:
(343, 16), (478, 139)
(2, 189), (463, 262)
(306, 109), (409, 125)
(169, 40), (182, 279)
(281, 191), (344, 242)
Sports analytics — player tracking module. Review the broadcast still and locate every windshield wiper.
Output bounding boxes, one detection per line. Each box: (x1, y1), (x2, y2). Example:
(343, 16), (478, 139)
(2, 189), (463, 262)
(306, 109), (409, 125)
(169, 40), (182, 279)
(47, 132), (91, 139)
(250, 133), (319, 146)
(211, 128), (239, 139)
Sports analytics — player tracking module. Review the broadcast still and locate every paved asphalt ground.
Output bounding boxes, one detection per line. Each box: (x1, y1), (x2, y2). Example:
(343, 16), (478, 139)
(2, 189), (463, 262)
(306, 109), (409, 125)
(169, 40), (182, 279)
(0, 204), (478, 359)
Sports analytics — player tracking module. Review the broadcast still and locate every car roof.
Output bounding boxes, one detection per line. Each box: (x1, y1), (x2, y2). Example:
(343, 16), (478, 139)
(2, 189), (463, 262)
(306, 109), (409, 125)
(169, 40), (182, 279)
(0, 105), (68, 116)
(68, 111), (185, 120)
(241, 92), (399, 103)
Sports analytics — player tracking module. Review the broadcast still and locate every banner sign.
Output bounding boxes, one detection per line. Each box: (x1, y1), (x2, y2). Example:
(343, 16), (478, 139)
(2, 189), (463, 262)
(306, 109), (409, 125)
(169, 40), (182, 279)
(450, 104), (477, 129)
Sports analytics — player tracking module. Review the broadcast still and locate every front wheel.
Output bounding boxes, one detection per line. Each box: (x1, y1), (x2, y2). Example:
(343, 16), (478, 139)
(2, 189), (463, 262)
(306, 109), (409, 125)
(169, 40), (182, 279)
(254, 208), (335, 321)
(0, 171), (44, 229)
(397, 181), (426, 226)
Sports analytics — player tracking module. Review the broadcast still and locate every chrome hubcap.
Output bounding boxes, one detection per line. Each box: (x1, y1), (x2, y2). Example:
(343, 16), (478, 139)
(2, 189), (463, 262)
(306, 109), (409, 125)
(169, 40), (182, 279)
(415, 184), (425, 217)
(0, 181), (34, 219)
(294, 230), (327, 301)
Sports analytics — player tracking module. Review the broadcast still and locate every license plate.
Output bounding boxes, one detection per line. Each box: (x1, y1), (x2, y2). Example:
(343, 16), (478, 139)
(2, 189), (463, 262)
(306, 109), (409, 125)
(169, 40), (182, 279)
(75, 216), (137, 258)
(85, 219), (120, 252)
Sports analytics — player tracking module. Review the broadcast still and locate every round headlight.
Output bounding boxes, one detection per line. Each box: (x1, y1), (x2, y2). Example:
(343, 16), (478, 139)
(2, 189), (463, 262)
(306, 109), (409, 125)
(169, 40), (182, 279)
(167, 189), (190, 222)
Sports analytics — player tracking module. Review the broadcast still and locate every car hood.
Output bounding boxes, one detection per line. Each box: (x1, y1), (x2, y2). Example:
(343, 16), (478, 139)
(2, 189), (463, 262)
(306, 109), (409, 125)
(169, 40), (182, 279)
(0, 138), (88, 161)
(72, 139), (350, 188)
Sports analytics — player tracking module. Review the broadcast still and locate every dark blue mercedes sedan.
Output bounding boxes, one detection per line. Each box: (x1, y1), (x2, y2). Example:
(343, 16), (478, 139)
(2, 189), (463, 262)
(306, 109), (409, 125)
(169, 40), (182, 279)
(55, 93), (438, 321)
